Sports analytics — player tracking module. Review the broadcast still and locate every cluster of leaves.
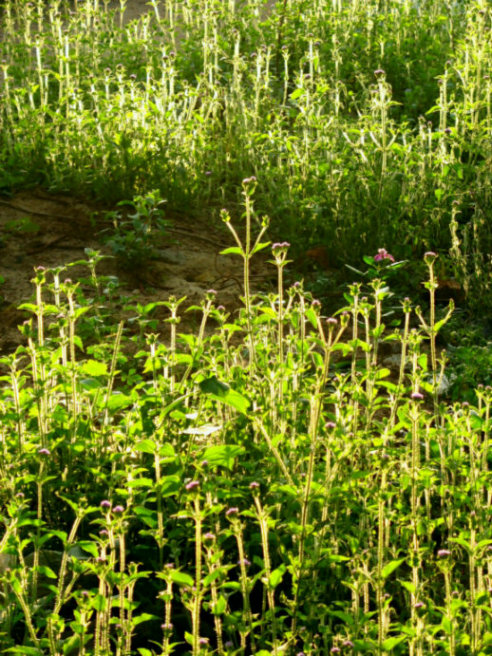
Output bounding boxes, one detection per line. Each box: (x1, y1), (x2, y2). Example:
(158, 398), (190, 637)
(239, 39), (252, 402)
(0, 244), (490, 655)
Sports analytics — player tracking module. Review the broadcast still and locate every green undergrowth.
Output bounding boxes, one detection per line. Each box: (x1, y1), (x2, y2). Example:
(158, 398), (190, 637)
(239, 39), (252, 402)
(0, 205), (490, 655)
(0, 0), (491, 306)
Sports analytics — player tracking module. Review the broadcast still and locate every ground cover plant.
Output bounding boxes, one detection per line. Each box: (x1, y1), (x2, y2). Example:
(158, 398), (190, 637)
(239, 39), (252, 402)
(0, 191), (491, 654)
(0, 0), (491, 302)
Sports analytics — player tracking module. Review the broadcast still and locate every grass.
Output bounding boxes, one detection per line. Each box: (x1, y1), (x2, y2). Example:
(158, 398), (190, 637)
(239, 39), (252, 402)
(0, 1), (491, 654)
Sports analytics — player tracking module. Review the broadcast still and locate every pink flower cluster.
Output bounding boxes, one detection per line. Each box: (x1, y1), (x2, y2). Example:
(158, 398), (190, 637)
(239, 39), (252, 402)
(374, 248), (395, 263)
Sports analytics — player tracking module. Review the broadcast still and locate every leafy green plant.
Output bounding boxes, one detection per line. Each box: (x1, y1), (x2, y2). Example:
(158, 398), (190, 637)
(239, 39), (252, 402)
(0, 211), (491, 654)
(102, 189), (168, 269)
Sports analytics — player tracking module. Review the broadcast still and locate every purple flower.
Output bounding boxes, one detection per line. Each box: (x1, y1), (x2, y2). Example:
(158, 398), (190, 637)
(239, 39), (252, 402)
(185, 480), (199, 491)
(438, 549), (451, 558)
(374, 248), (395, 263)
(238, 558), (251, 567)
(272, 241), (290, 252)
(198, 637), (209, 646)
(414, 601), (425, 609)
(225, 642), (234, 650)
(331, 648), (341, 654)
(411, 391), (424, 400)
(161, 622), (173, 631)
(113, 505), (124, 514)
(99, 529), (109, 536)
(38, 448), (50, 456)
(100, 500), (111, 509)
(249, 481), (260, 489)
(342, 641), (354, 648)
(203, 532), (215, 541)
(325, 422), (336, 430)
(226, 507), (239, 517)
(374, 68), (385, 76)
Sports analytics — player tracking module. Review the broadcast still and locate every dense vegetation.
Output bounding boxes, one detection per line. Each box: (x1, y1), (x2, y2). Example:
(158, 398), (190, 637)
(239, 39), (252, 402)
(0, 1), (491, 654)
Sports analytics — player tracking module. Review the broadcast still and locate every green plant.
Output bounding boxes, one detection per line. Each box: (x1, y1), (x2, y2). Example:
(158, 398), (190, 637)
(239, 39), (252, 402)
(102, 189), (168, 269)
(0, 218), (491, 654)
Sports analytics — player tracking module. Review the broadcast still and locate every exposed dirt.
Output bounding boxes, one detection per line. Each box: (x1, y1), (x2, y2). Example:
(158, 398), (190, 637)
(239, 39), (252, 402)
(0, 0), (303, 356)
(0, 189), (277, 355)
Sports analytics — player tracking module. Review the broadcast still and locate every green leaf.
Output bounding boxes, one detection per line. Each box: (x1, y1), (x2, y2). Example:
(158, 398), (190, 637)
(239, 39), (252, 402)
(106, 393), (133, 410)
(268, 564), (286, 589)
(159, 443), (176, 458)
(133, 613), (158, 626)
(251, 241), (271, 255)
(381, 558), (405, 579)
(202, 444), (245, 470)
(220, 246), (243, 256)
(213, 595), (227, 615)
(134, 439), (156, 454)
(80, 360), (108, 376)
(400, 580), (416, 594)
(199, 376), (250, 415)
(36, 565), (57, 579)
(441, 616), (453, 635)
(157, 476), (181, 497)
(290, 88), (304, 100)
(169, 570), (194, 587)
(75, 541), (99, 558)
(382, 636), (407, 650)
(127, 477), (154, 488)
(328, 610), (354, 626)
